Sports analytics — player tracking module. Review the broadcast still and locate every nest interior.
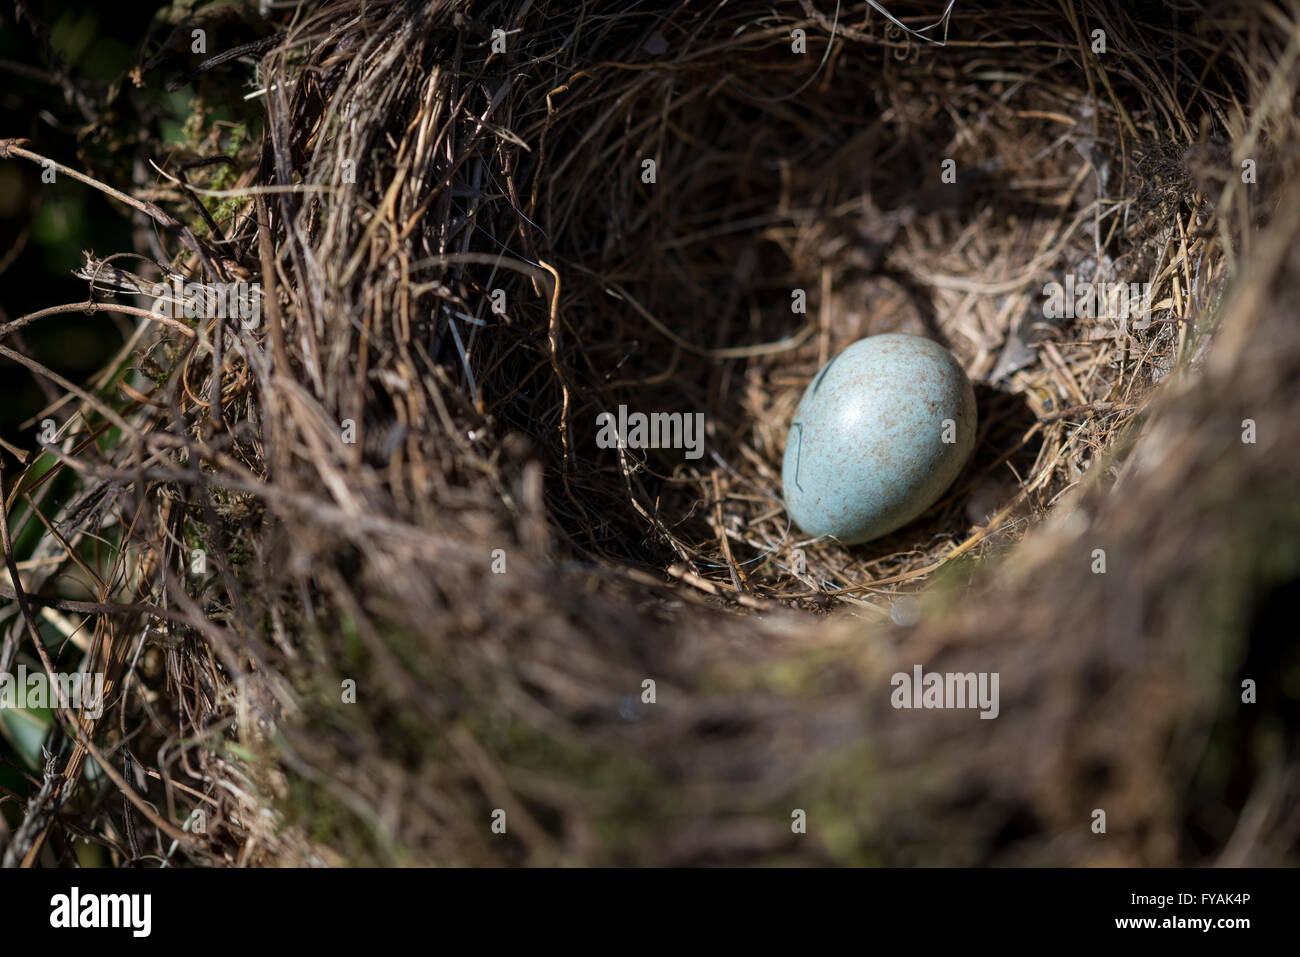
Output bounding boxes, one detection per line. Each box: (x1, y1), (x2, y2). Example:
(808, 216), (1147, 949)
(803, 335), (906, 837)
(2, 0), (1299, 867)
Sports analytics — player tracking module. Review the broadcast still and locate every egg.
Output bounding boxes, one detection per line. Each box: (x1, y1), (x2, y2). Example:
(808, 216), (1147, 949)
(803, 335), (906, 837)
(782, 333), (977, 545)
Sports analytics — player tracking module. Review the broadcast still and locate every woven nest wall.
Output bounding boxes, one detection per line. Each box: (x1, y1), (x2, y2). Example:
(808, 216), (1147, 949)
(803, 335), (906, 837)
(1, 0), (1299, 866)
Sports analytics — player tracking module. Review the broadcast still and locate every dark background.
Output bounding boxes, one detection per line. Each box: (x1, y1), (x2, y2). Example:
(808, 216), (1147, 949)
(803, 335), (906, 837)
(0, 0), (257, 448)
(0, 0), (233, 834)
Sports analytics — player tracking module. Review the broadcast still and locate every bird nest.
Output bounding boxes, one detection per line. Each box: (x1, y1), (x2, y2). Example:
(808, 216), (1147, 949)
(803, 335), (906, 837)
(2, 0), (1299, 866)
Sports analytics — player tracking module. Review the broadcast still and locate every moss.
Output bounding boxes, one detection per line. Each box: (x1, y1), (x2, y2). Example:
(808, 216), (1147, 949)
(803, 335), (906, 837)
(280, 772), (397, 866)
(795, 742), (886, 866)
(707, 643), (858, 697)
(1177, 490), (1300, 857)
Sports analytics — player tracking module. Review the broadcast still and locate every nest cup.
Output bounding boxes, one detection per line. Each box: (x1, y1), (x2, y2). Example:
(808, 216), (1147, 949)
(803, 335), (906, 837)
(512, 3), (1195, 597)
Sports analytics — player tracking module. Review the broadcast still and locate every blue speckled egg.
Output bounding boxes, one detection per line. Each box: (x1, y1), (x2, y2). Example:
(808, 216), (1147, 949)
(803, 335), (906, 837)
(782, 333), (977, 545)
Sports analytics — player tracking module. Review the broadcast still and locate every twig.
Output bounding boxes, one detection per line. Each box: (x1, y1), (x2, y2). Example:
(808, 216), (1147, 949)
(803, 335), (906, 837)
(0, 139), (224, 282)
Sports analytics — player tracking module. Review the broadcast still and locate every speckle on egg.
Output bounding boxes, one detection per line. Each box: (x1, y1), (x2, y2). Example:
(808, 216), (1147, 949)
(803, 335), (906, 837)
(782, 333), (977, 545)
